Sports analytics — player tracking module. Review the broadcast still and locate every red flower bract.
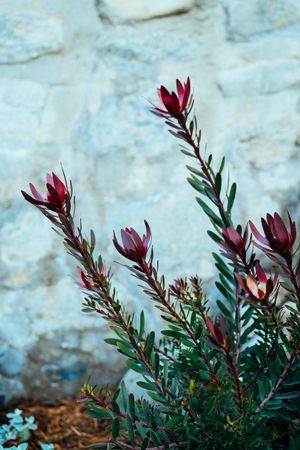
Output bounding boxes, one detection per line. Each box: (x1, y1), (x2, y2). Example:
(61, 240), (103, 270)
(113, 220), (151, 263)
(235, 262), (278, 302)
(206, 316), (230, 353)
(221, 226), (248, 260)
(77, 265), (106, 291)
(21, 172), (68, 214)
(249, 212), (296, 257)
(151, 77), (191, 119)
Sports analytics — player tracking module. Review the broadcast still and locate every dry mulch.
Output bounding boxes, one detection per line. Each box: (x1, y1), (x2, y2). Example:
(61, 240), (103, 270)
(1, 398), (111, 449)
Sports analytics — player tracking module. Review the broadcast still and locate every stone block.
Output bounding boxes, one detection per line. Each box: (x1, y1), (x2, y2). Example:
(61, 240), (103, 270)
(224, 0), (300, 41)
(0, 12), (63, 63)
(96, 0), (194, 23)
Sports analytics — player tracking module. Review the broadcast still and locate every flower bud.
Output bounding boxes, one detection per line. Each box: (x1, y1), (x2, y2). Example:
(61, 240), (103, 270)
(150, 78), (191, 119)
(113, 220), (151, 263)
(249, 212), (296, 257)
(22, 172), (70, 215)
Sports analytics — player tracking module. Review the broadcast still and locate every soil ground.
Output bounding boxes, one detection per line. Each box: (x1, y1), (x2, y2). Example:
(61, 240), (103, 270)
(1, 398), (110, 449)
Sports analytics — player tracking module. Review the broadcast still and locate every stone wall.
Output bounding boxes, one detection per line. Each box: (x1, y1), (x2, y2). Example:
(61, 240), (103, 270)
(0, 0), (300, 403)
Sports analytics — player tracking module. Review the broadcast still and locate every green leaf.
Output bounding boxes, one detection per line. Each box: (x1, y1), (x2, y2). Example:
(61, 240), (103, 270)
(127, 417), (135, 443)
(111, 418), (120, 439)
(188, 176), (204, 194)
(147, 392), (166, 404)
(128, 393), (136, 420)
(165, 416), (184, 429)
(275, 391), (300, 400)
(199, 369), (210, 381)
(104, 338), (120, 346)
(86, 408), (112, 420)
(90, 229), (96, 253)
(240, 324), (256, 345)
(227, 182), (237, 213)
(136, 422), (147, 441)
(181, 337), (195, 347)
(137, 381), (157, 392)
(196, 198), (223, 228)
(186, 165), (202, 176)
(161, 330), (185, 339)
(289, 436), (300, 450)
(150, 430), (161, 446)
(241, 306), (253, 326)
(219, 273), (234, 291)
(139, 310), (145, 338)
(120, 381), (128, 412)
(144, 331), (155, 359)
(276, 345), (288, 366)
(216, 300), (233, 321)
(215, 281), (235, 304)
(154, 352), (160, 378)
(189, 119), (194, 135)
(81, 307), (94, 313)
(283, 379), (300, 387)
(112, 391), (120, 407)
(163, 360), (168, 382)
(141, 437), (149, 450)
(127, 360), (146, 374)
(257, 380), (268, 400)
(213, 253), (232, 279)
(215, 172), (222, 196)
(207, 230), (222, 244)
(219, 156), (225, 174)
(117, 342), (138, 360)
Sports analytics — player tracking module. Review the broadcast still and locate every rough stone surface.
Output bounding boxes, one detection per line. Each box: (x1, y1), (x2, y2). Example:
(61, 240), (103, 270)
(224, 0), (300, 41)
(218, 60), (300, 96)
(0, 0), (300, 403)
(96, 0), (194, 23)
(0, 12), (63, 63)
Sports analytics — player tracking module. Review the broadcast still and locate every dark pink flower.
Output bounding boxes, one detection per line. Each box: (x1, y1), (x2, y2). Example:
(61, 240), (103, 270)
(220, 226), (248, 261)
(22, 172), (69, 214)
(113, 220), (151, 263)
(235, 262), (278, 302)
(77, 265), (106, 291)
(206, 316), (230, 353)
(151, 77), (191, 119)
(249, 212), (296, 256)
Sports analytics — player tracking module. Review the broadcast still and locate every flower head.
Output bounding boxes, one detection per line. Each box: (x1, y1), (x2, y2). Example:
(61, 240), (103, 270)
(249, 212), (296, 257)
(113, 220), (151, 263)
(21, 172), (69, 215)
(235, 262), (278, 302)
(220, 226), (248, 262)
(206, 316), (230, 353)
(150, 77), (191, 119)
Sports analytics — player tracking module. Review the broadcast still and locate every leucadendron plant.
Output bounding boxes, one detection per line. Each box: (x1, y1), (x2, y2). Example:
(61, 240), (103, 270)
(22, 78), (300, 450)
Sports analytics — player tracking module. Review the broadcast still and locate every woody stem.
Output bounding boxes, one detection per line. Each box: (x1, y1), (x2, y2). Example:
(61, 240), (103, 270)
(178, 117), (232, 228)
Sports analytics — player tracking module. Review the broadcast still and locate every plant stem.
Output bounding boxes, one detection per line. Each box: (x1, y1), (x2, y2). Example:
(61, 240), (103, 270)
(235, 296), (241, 368)
(255, 352), (296, 413)
(141, 260), (214, 377)
(178, 117), (232, 228)
(84, 391), (173, 435)
(226, 354), (243, 415)
(285, 255), (300, 309)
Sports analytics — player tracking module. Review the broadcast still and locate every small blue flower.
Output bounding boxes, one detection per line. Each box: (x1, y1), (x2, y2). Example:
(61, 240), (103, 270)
(40, 444), (55, 450)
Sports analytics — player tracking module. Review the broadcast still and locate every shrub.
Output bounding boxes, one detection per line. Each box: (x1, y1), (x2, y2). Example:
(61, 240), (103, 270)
(22, 78), (300, 449)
